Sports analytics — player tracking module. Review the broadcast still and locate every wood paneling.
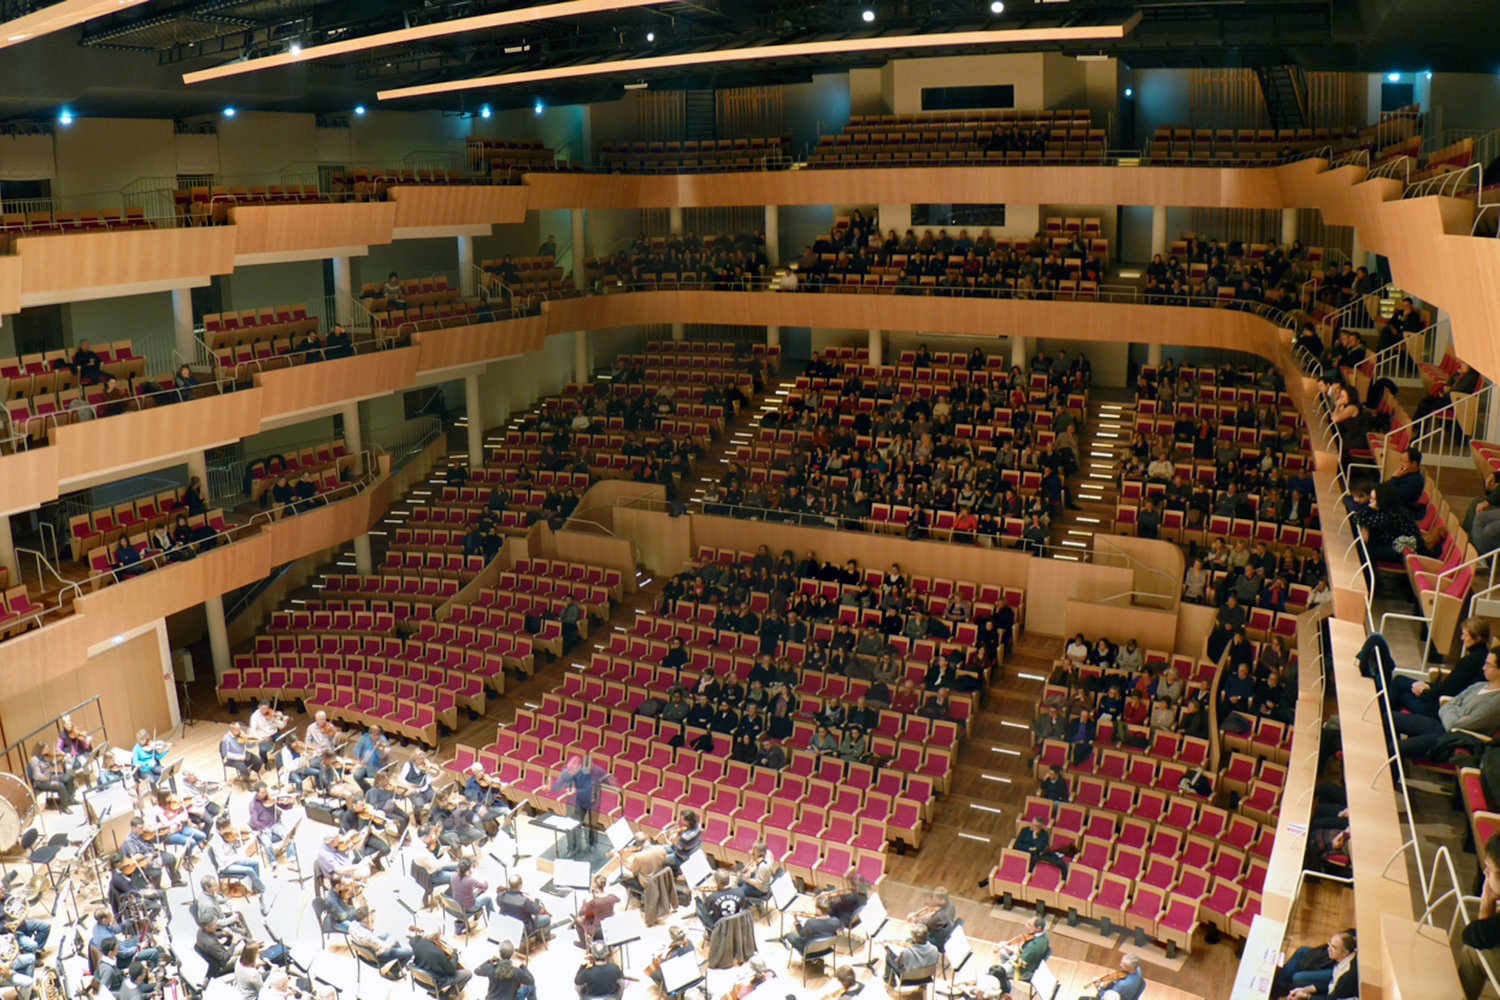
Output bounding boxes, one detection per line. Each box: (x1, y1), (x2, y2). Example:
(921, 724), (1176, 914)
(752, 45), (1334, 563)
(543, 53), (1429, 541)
(51, 389), (264, 484)
(388, 185), (529, 228)
(613, 507), (690, 579)
(554, 530), (637, 595)
(253, 347), (421, 420)
(228, 201), (398, 255)
(80, 628), (173, 749)
(716, 86), (784, 139)
(16, 226), (236, 295)
(413, 316), (548, 374)
(1174, 602), (1219, 657)
(1024, 559), (1134, 636)
(0, 254), (21, 315)
(1062, 599), (1178, 650)
(261, 484), (377, 567)
(0, 446), (59, 515)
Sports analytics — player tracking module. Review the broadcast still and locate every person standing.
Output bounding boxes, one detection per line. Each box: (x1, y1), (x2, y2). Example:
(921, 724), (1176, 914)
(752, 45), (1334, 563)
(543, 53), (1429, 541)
(550, 753), (616, 854)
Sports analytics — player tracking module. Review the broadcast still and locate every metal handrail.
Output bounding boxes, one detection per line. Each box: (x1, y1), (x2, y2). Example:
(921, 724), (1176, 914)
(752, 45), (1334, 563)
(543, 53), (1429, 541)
(1316, 281), (1392, 335)
(1367, 318), (1448, 383)
(1091, 536), (1179, 600)
(1368, 153), (1414, 185)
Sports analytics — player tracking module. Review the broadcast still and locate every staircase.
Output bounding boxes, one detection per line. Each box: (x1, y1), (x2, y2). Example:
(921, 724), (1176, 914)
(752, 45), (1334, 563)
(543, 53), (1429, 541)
(1050, 398), (1129, 552)
(1254, 65), (1309, 133)
(684, 90), (717, 145)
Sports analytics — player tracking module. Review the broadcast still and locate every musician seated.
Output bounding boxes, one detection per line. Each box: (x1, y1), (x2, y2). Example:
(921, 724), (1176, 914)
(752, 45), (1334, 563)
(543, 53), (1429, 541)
(322, 877), (360, 933)
(618, 832), (667, 894)
(118, 961), (152, 1000)
(0, 945), (35, 1000)
(464, 764), (513, 828)
(351, 726), (391, 789)
(397, 749), (438, 808)
(146, 789), (208, 856)
(195, 916), (240, 979)
(0, 893), (46, 962)
(477, 939), (536, 1000)
(211, 816), (267, 894)
(1080, 953), (1145, 1000)
(194, 876), (248, 937)
(907, 887), (958, 949)
(780, 898), (842, 955)
(410, 825), (460, 888)
(696, 870), (745, 932)
(248, 700), (284, 758)
(576, 875), (619, 945)
(495, 873), (548, 937)
(663, 808), (702, 869)
(130, 731), (167, 786)
(123, 816), (186, 888)
(219, 722), (263, 783)
(317, 831), (376, 881)
(574, 942), (625, 1000)
(348, 905), (414, 977)
(435, 789), (486, 849)
(28, 741), (79, 813)
(410, 926), (472, 998)
(249, 782), (300, 867)
(735, 840), (774, 901)
(92, 936), (128, 992)
(283, 740), (330, 792)
(646, 926), (696, 992)
(883, 925), (939, 986)
(826, 871), (872, 929)
(107, 853), (163, 921)
(305, 711), (340, 758)
(90, 908), (160, 968)
(995, 916), (1050, 989)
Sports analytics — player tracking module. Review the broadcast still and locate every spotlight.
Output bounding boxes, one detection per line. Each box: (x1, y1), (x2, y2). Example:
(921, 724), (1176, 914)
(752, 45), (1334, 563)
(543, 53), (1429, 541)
(354, 105), (365, 115)
(480, 105), (491, 118)
(289, 41), (301, 55)
(862, 9), (875, 22)
(223, 106), (236, 116)
(534, 100), (543, 114)
(646, 31), (654, 41)
(1426, 72), (1433, 80)
(1387, 72), (1400, 82)
(1124, 88), (1132, 97)
(58, 110), (73, 125)
(990, 1), (1003, 11)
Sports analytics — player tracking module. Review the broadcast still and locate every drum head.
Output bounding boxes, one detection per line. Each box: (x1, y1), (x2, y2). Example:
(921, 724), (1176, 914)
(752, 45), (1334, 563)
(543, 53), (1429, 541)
(0, 773), (35, 852)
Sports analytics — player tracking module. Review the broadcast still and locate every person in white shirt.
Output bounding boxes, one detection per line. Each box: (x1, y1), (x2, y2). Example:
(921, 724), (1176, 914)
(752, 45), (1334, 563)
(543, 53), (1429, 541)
(246, 701), (284, 760)
(410, 825), (460, 888)
(347, 905), (413, 973)
(1065, 634), (1090, 664)
(304, 712), (339, 757)
(209, 817), (266, 894)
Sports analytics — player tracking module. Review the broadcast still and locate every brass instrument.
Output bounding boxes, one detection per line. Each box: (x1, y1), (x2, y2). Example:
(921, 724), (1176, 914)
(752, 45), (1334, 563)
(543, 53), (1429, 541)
(0, 933), (18, 963)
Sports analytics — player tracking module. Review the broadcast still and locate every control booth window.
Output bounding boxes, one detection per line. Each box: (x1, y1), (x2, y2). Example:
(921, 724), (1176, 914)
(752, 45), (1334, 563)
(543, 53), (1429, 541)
(920, 85), (1015, 111)
(912, 204), (1006, 228)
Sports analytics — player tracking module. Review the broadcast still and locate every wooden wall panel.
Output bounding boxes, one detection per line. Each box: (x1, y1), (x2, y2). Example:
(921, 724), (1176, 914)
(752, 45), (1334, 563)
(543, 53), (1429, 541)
(388, 185), (529, 228)
(413, 317), (548, 374)
(79, 629), (172, 749)
(51, 389), (264, 484)
(261, 487), (376, 567)
(0, 446), (59, 515)
(229, 202), (398, 255)
(0, 254), (22, 315)
(1025, 560), (1134, 637)
(614, 507), (691, 579)
(16, 226), (237, 295)
(253, 347), (421, 420)
(566, 479), (666, 536)
(1063, 600), (1178, 652)
(555, 530), (637, 595)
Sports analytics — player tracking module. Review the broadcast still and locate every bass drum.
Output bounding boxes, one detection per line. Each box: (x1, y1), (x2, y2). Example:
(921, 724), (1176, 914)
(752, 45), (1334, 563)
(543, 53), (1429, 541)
(0, 772), (36, 852)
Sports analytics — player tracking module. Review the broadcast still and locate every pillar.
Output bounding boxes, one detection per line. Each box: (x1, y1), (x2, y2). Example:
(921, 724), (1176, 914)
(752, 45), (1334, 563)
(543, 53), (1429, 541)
(1011, 335), (1028, 371)
(764, 205), (780, 267)
(464, 373), (484, 469)
(331, 255), (352, 324)
(0, 514), (16, 582)
(204, 593), (230, 683)
(571, 209), (587, 290)
(767, 325), (780, 348)
(671, 323), (685, 342)
(1280, 208), (1297, 247)
(171, 288), (196, 366)
(352, 534), (373, 576)
(186, 451), (208, 494)
(1147, 343), (1162, 367)
(868, 329), (883, 368)
(668, 206), (684, 236)
(457, 235), (475, 297)
(1350, 228), (1363, 271)
(341, 402), (362, 455)
(574, 329), (590, 383)
(1151, 205), (1167, 258)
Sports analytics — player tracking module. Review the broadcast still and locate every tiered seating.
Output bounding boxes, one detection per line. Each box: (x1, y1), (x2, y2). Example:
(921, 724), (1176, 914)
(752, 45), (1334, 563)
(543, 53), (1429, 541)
(1145, 125), (1361, 165)
(170, 185), (332, 226)
(808, 110), (1099, 167)
(466, 137), (566, 180)
(600, 135), (792, 172)
(1409, 136), (1476, 184)
(1, 343), (145, 395)
(68, 487), (196, 561)
(316, 571), (460, 609)
(83, 509), (232, 589)
(0, 206), (155, 245)
(5, 369), (206, 444)
(477, 255), (564, 299)
(0, 577), (44, 638)
(243, 438), (351, 501)
(397, 484), (583, 545)
(202, 303), (320, 353)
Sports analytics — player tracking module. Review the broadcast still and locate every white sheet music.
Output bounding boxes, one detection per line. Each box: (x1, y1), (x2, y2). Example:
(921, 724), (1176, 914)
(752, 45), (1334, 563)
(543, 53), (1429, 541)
(769, 872), (798, 911)
(554, 857), (592, 889)
(601, 910), (646, 947)
(944, 925), (972, 967)
(538, 814), (580, 831)
(487, 913), (527, 947)
(679, 848), (712, 886)
(605, 818), (632, 850)
(1030, 959), (1061, 1000)
(860, 891), (888, 935)
(660, 951), (705, 993)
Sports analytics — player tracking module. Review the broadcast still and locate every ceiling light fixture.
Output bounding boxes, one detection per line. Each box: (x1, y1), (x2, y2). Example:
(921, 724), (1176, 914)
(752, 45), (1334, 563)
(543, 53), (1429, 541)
(480, 105), (492, 118)
(534, 100), (543, 114)
(354, 105), (365, 114)
(379, 16), (1143, 101)
(58, 110), (73, 125)
(223, 106), (236, 116)
(862, 9), (875, 22)
(990, 1), (1003, 11)
(184, 0), (674, 85)
(1124, 87), (1132, 97)
(646, 31), (654, 41)
(1387, 72), (1400, 81)
(623, 81), (648, 90)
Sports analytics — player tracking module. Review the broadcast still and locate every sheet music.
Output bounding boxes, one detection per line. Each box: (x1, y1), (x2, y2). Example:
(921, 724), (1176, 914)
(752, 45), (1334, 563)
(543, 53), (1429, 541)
(679, 848), (712, 886)
(554, 858), (592, 890)
(1030, 960), (1061, 1000)
(602, 910), (647, 947)
(537, 814), (580, 831)
(605, 818), (632, 850)
(944, 925), (972, 967)
(769, 872), (798, 911)
(487, 913), (527, 947)
(660, 951), (705, 993)
(860, 891), (888, 936)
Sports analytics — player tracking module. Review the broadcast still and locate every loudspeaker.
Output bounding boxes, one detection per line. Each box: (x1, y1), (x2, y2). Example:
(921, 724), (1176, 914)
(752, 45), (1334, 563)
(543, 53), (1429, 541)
(172, 649), (195, 683)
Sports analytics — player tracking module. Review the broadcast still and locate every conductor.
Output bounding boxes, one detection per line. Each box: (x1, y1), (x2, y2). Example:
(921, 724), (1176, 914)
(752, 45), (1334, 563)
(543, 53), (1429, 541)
(550, 753), (616, 854)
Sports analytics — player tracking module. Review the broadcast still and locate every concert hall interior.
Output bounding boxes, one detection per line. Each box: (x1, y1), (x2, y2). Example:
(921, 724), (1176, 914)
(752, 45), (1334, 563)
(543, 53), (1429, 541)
(3, 3), (1500, 999)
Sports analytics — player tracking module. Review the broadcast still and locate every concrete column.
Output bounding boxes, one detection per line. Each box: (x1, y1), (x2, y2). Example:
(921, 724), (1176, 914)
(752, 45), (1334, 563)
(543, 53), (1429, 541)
(457, 235), (475, 297)
(767, 325), (780, 348)
(671, 323), (685, 342)
(0, 514), (16, 581)
(204, 593), (230, 684)
(1151, 205), (1168, 258)
(331, 255), (352, 324)
(574, 329), (590, 383)
(171, 288), (196, 366)
(1280, 208), (1298, 247)
(764, 205), (780, 267)
(571, 209), (587, 290)
(341, 402), (363, 455)
(668, 206), (684, 236)
(868, 329), (883, 368)
(1147, 343), (1163, 367)
(352, 533), (373, 576)
(186, 451), (208, 493)
(464, 373), (484, 469)
(1350, 228), (1363, 270)
(1011, 335), (1028, 371)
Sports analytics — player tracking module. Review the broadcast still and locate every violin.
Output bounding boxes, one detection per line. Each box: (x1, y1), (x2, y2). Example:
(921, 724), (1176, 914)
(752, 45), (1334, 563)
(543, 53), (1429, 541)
(320, 720), (339, 736)
(1084, 970), (1128, 992)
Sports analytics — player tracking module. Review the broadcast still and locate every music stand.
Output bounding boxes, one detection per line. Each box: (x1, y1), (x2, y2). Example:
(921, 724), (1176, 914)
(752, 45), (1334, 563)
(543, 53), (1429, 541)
(532, 813), (579, 862)
(660, 951), (705, 998)
(678, 849), (712, 888)
(1029, 960), (1061, 1000)
(852, 891), (889, 970)
(554, 858), (592, 916)
(943, 925), (973, 990)
(769, 873), (800, 936)
(602, 910), (647, 970)
(486, 913), (528, 953)
(604, 819), (632, 851)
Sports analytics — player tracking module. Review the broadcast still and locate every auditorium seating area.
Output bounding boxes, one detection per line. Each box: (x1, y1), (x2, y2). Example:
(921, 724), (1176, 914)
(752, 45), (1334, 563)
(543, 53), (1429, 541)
(242, 437), (352, 502)
(5, 370), (204, 447)
(83, 509), (235, 589)
(808, 109), (1101, 167)
(170, 185), (332, 225)
(1144, 125), (1363, 165)
(0, 206), (156, 247)
(468, 137), (570, 180)
(0, 568), (43, 639)
(202, 303), (320, 353)
(599, 135), (793, 172)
